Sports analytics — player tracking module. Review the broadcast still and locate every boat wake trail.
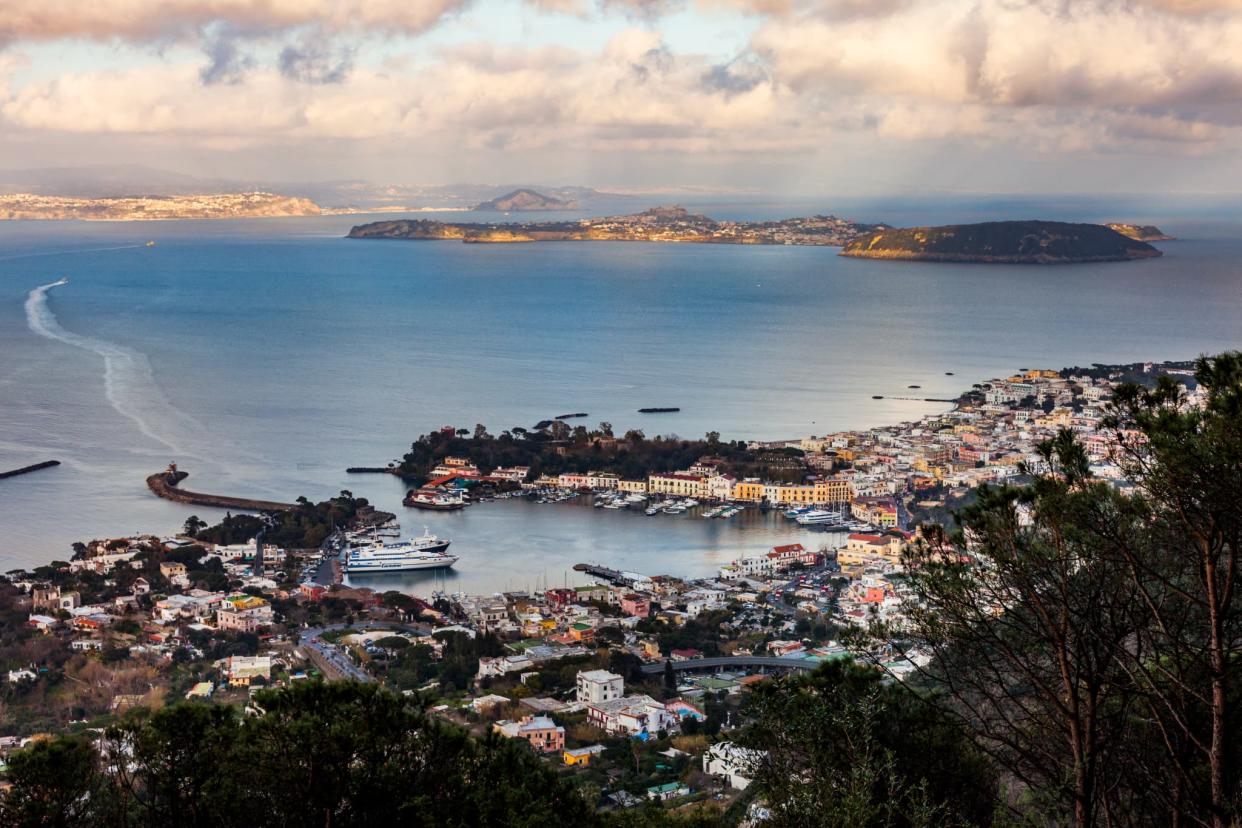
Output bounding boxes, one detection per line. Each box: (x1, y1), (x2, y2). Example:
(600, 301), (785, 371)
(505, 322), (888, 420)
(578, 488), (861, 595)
(25, 279), (203, 458)
(0, 243), (146, 264)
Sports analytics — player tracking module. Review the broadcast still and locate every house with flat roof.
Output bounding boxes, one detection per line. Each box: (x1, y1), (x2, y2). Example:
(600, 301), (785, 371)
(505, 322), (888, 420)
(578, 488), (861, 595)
(576, 669), (624, 704)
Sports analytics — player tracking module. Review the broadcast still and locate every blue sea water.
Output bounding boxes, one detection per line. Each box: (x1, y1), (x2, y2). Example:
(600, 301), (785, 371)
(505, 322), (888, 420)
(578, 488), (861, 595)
(2, 196), (1241, 592)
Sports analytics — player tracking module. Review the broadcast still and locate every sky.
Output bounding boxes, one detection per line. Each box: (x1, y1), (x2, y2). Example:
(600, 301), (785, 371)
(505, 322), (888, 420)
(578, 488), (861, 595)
(2, 0), (1242, 195)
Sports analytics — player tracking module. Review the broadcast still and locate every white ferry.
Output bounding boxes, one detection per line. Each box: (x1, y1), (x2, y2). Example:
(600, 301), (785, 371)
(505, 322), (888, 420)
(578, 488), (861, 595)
(344, 528), (456, 573)
(795, 509), (845, 526)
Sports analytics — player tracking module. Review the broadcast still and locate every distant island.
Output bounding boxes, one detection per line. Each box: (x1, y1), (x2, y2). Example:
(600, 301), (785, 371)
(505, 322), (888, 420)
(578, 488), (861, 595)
(1105, 223), (1176, 242)
(347, 205), (885, 246)
(840, 220), (1163, 264)
(0, 192), (322, 221)
(472, 188), (577, 212)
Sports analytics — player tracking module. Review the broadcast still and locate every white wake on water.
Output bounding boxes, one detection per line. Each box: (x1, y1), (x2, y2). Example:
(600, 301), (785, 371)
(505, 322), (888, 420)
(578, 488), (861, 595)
(24, 279), (204, 459)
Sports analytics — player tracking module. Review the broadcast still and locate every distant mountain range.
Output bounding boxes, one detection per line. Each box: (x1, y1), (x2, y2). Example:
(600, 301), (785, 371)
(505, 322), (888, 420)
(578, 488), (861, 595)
(0, 165), (621, 212)
(472, 188), (577, 212)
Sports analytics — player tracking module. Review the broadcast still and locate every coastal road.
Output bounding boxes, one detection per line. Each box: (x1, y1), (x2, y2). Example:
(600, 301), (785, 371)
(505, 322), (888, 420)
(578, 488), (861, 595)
(640, 656), (817, 675)
(298, 621), (432, 684)
(299, 625), (374, 683)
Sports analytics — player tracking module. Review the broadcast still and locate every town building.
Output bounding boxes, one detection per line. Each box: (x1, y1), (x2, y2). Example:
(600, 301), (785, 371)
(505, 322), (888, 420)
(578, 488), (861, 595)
(576, 669), (624, 704)
(492, 716), (565, 753)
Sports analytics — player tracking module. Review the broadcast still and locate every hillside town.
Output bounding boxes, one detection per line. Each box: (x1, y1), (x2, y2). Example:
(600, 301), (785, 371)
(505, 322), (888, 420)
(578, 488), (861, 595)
(0, 362), (1201, 816)
(347, 205), (885, 246)
(0, 191), (322, 221)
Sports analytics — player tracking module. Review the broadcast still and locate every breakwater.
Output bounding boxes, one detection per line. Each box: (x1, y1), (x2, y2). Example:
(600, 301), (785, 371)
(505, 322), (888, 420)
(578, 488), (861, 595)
(0, 460), (60, 480)
(146, 468), (296, 512)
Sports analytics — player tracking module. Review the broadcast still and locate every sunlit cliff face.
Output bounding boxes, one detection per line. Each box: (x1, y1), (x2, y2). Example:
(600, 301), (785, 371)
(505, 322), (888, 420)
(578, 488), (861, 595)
(1, 0), (1242, 192)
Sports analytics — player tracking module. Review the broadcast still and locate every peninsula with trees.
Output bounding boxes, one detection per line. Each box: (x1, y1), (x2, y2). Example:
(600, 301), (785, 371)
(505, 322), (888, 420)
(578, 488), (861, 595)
(840, 219), (1164, 263)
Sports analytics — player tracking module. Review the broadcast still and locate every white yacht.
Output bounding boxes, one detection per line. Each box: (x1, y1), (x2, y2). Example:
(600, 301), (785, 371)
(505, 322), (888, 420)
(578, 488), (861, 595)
(796, 510), (845, 526)
(344, 528), (456, 573)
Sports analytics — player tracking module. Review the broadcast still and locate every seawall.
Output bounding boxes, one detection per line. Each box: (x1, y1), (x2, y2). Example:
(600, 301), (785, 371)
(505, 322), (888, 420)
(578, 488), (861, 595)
(146, 469), (296, 512)
(0, 460), (60, 480)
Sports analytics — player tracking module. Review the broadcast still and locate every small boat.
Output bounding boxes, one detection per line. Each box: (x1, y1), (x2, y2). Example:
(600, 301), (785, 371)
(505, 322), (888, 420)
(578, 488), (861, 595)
(908, 385), (921, 389)
(872, 395), (884, 400)
(645, 506), (661, 516)
(145, 240), (156, 247)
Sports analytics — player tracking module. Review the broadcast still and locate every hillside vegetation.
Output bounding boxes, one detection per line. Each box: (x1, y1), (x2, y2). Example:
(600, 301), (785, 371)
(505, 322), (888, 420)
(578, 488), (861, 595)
(840, 220), (1162, 263)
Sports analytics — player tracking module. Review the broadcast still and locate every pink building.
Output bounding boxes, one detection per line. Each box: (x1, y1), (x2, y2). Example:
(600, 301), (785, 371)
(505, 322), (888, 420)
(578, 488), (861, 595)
(495, 716), (565, 753)
(621, 593), (651, 618)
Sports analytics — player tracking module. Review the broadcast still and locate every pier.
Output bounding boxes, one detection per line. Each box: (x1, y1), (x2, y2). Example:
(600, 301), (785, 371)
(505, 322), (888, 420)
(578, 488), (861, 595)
(146, 465), (296, 512)
(572, 563), (627, 585)
(0, 460), (60, 480)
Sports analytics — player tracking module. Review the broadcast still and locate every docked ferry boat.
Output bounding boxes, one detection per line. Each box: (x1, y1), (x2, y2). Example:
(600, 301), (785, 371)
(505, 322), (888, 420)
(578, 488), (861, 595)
(344, 529), (456, 573)
(795, 509), (845, 526)
(404, 489), (467, 510)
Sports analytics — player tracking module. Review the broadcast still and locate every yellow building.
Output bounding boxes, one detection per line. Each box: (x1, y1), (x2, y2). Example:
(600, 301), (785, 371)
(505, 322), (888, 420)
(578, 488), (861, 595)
(851, 497), (899, 528)
(836, 533), (905, 567)
(816, 479), (854, 503)
(731, 480), (766, 503)
(564, 746), (604, 766)
(648, 473), (706, 497)
(618, 479), (648, 493)
(763, 483), (817, 505)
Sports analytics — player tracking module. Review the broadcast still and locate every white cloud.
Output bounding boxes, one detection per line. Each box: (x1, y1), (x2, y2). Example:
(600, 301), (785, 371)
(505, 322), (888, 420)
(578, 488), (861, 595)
(0, 0), (471, 43)
(2, 0), (1241, 170)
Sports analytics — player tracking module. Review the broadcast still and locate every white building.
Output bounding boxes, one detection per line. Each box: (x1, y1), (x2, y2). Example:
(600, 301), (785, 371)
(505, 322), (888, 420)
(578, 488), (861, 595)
(718, 555), (774, 580)
(586, 695), (680, 736)
(704, 741), (765, 790)
(576, 669), (624, 704)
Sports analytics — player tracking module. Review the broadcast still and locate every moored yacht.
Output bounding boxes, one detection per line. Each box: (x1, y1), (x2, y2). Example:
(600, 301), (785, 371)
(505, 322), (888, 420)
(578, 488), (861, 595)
(344, 528), (456, 573)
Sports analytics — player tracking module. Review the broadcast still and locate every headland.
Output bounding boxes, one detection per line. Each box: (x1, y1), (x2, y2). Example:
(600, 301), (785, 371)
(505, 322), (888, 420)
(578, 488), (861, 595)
(840, 220), (1163, 263)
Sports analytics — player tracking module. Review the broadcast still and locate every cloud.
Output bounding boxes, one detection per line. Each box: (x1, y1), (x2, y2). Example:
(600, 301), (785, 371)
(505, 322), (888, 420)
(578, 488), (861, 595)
(601, 0), (688, 19)
(700, 54), (767, 96)
(750, 0), (1242, 146)
(278, 31), (354, 84)
(2, 0), (1241, 165)
(0, 0), (471, 44)
(199, 23), (252, 85)
(0, 30), (802, 156)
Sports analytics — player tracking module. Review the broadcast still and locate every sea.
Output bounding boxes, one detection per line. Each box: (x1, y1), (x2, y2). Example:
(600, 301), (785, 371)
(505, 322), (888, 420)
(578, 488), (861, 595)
(2, 193), (1241, 594)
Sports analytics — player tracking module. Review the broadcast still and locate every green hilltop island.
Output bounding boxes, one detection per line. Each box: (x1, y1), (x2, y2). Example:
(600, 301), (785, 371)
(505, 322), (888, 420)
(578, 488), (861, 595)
(840, 220), (1165, 264)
